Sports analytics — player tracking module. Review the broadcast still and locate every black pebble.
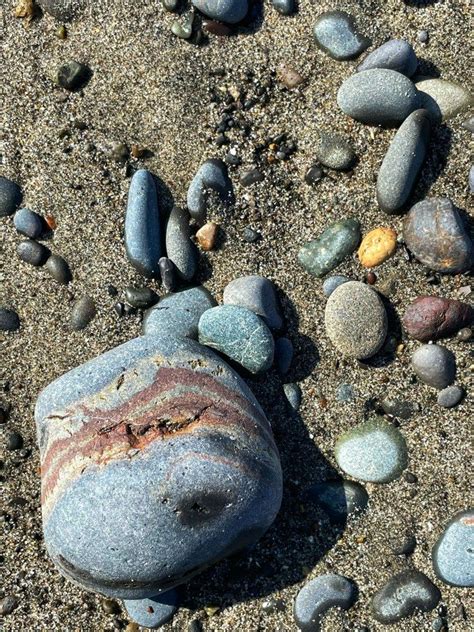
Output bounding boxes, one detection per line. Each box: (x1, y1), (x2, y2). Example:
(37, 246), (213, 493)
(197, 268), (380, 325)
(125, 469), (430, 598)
(391, 533), (417, 556)
(70, 296), (96, 330)
(124, 287), (158, 309)
(114, 302), (125, 318)
(159, 257), (177, 292)
(123, 303), (137, 317)
(0, 308), (20, 332)
(305, 164), (323, 185)
(6, 432), (24, 451)
(45, 255), (72, 285)
(107, 284), (118, 297)
(57, 60), (92, 91)
(0, 177), (22, 217)
(188, 621), (203, 632)
(240, 168), (264, 187)
(17, 240), (50, 266)
(243, 227), (261, 243)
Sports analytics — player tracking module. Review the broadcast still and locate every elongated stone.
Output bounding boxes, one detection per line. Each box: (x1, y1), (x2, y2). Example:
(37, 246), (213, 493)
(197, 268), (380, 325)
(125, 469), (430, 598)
(432, 509), (474, 587)
(165, 206), (198, 282)
(192, 0), (248, 24)
(187, 159), (234, 223)
(294, 574), (357, 631)
(14, 208), (44, 239)
(357, 39), (417, 77)
(371, 570), (440, 623)
(0, 177), (22, 217)
(313, 11), (370, 61)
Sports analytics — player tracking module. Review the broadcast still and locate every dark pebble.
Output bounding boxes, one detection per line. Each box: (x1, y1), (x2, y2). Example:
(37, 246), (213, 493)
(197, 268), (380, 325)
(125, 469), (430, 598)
(404, 471), (418, 484)
(159, 256), (177, 292)
(6, 432), (24, 451)
(262, 597), (285, 613)
(162, 0), (180, 11)
(123, 303), (137, 317)
(313, 11), (370, 61)
(57, 60), (91, 91)
(456, 327), (472, 342)
(165, 206), (198, 282)
(305, 479), (369, 523)
(37, 0), (85, 21)
(102, 599), (120, 614)
(188, 621), (203, 632)
(240, 168), (264, 187)
(0, 308), (20, 332)
(294, 573), (358, 630)
(381, 396), (417, 420)
(13, 208), (44, 239)
(371, 570), (440, 623)
(17, 240), (50, 266)
(203, 20), (233, 36)
(271, 0), (294, 15)
(275, 337), (294, 374)
(114, 302), (125, 318)
(70, 296), (96, 331)
(45, 254), (72, 285)
(124, 287), (159, 309)
(107, 284), (118, 297)
(0, 596), (18, 616)
(0, 176), (22, 217)
(243, 227), (260, 243)
(390, 533), (417, 556)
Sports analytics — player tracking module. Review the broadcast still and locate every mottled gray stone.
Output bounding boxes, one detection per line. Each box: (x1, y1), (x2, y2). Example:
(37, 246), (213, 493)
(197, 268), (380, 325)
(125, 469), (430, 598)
(165, 207), (198, 282)
(411, 344), (456, 389)
(125, 170), (161, 278)
(357, 39), (417, 77)
(123, 589), (179, 628)
(294, 574), (357, 631)
(192, 0), (248, 23)
(324, 281), (387, 359)
(380, 397), (417, 420)
(298, 219), (361, 278)
(223, 275), (282, 330)
(45, 255), (72, 285)
(377, 109), (431, 214)
(335, 417), (408, 483)
(337, 69), (420, 126)
(322, 275), (350, 297)
(187, 159), (234, 223)
(336, 383), (355, 402)
(283, 383), (301, 410)
(432, 509), (474, 587)
(198, 305), (274, 374)
(305, 480), (368, 523)
(313, 11), (370, 61)
(17, 240), (50, 266)
(275, 337), (293, 374)
(70, 296), (96, 331)
(0, 308), (20, 332)
(371, 570), (440, 623)
(0, 177), (22, 217)
(271, 0), (294, 15)
(159, 257), (176, 292)
(437, 385), (464, 408)
(314, 133), (356, 171)
(37, 0), (86, 20)
(13, 208), (44, 238)
(416, 78), (473, 122)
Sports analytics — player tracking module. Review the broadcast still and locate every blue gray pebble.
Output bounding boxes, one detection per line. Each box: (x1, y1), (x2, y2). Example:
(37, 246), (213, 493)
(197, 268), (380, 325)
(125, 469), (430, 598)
(437, 385), (464, 408)
(70, 296), (96, 331)
(322, 275), (350, 297)
(283, 383), (301, 410)
(411, 344), (456, 389)
(336, 383), (355, 402)
(0, 176), (22, 217)
(192, 0), (248, 23)
(357, 39), (418, 77)
(432, 509), (474, 587)
(271, 0), (294, 15)
(165, 206), (198, 282)
(187, 159), (234, 223)
(305, 479), (368, 523)
(0, 307), (20, 332)
(469, 165), (474, 193)
(294, 574), (357, 631)
(123, 589), (179, 629)
(275, 337), (293, 374)
(313, 11), (370, 61)
(17, 240), (50, 266)
(223, 275), (282, 330)
(14, 208), (44, 239)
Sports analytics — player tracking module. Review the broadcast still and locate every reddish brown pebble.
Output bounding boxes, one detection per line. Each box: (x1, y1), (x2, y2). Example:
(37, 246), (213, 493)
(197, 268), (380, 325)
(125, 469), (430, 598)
(45, 214), (57, 230)
(403, 296), (473, 342)
(366, 271), (377, 285)
(276, 63), (305, 89)
(202, 20), (232, 36)
(196, 222), (218, 251)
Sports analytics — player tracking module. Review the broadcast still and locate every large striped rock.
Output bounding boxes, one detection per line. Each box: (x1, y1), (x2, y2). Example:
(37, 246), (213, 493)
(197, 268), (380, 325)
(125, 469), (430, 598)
(36, 335), (283, 600)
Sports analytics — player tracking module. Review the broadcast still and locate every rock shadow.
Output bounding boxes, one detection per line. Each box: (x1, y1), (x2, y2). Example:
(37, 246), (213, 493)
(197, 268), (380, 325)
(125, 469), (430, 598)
(236, 0), (265, 36)
(359, 293), (403, 369)
(410, 123), (453, 206)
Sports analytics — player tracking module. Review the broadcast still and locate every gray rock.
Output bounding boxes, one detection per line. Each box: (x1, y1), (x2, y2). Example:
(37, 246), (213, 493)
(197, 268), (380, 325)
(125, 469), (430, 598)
(271, 0), (294, 15)
(337, 69), (420, 126)
(298, 219), (361, 278)
(57, 60), (91, 91)
(0, 176), (22, 217)
(313, 11), (370, 61)
(0, 308), (20, 332)
(437, 385), (464, 408)
(37, 0), (86, 20)
(17, 240), (50, 266)
(125, 169), (161, 278)
(377, 109), (431, 214)
(403, 197), (473, 274)
(159, 257), (177, 292)
(416, 78), (473, 122)
(324, 281), (387, 359)
(162, 0), (180, 12)
(45, 255), (72, 285)
(380, 396), (417, 420)
(187, 159), (234, 223)
(70, 296), (96, 331)
(283, 383), (301, 410)
(165, 207), (198, 282)
(371, 570), (440, 623)
(198, 305), (274, 374)
(305, 479), (368, 523)
(223, 275), (282, 330)
(335, 417), (408, 483)
(314, 133), (356, 171)
(240, 169), (264, 187)
(357, 39), (417, 77)
(432, 509), (474, 587)
(322, 275), (350, 297)
(13, 208), (44, 239)
(275, 337), (293, 374)
(462, 116), (474, 133)
(123, 589), (179, 628)
(411, 344), (456, 389)
(0, 596), (18, 616)
(294, 574), (357, 631)
(125, 287), (159, 310)
(192, 0), (248, 24)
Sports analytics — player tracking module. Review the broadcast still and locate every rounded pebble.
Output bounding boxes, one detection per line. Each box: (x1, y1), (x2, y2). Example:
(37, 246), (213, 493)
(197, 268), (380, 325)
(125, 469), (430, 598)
(358, 227), (397, 267)
(159, 257), (177, 292)
(437, 385), (464, 408)
(70, 296), (97, 331)
(299, 219), (361, 278)
(357, 39), (418, 77)
(45, 254), (72, 285)
(283, 383), (301, 410)
(432, 509), (474, 587)
(6, 431), (24, 451)
(403, 296), (473, 342)
(275, 337), (293, 374)
(13, 208), (44, 239)
(17, 240), (50, 266)
(411, 344), (456, 389)
(196, 221), (218, 251)
(192, 0), (248, 23)
(166, 206), (198, 282)
(125, 287), (159, 309)
(271, 0), (294, 15)
(416, 78), (473, 122)
(0, 307), (20, 332)
(314, 133), (356, 171)
(313, 11), (370, 61)
(0, 176), (22, 217)
(305, 479), (369, 523)
(37, 0), (85, 20)
(294, 573), (357, 631)
(187, 159), (234, 223)
(223, 275), (282, 330)
(57, 60), (91, 91)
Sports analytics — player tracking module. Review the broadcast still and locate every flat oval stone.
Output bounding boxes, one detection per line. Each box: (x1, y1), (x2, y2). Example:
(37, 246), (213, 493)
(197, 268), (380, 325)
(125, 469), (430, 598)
(416, 78), (474, 122)
(322, 275), (350, 297)
(357, 39), (418, 77)
(13, 208), (44, 239)
(411, 344), (456, 389)
(337, 69), (419, 126)
(0, 177), (22, 217)
(223, 275), (282, 330)
(432, 509), (474, 587)
(37, 0), (86, 20)
(325, 281), (388, 359)
(335, 417), (408, 483)
(198, 305), (274, 374)
(17, 240), (50, 266)
(403, 296), (473, 342)
(298, 219), (361, 278)
(187, 159), (234, 223)
(294, 574), (357, 631)
(271, 0), (294, 15)
(313, 11), (370, 61)
(125, 287), (159, 309)
(437, 385), (464, 408)
(358, 227), (397, 267)
(165, 206), (198, 282)
(35, 335), (282, 599)
(305, 480), (369, 523)
(45, 254), (72, 285)
(192, 0), (248, 23)
(123, 589), (179, 628)
(314, 133), (356, 170)
(371, 570), (441, 623)
(377, 109), (431, 214)
(0, 307), (20, 332)
(275, 337), (293, 374)
(125, 170), (161, 278)
(70, 296), (96, 331)
(403, 197), (473, 274)
(283, 383), (301, 410)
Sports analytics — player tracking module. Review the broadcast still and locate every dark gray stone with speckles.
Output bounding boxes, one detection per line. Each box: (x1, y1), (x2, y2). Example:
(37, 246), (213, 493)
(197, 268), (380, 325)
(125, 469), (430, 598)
(371, 570), (440, 623)
(357, 39), (417, 76)
(313, 11), (370, 61)
(294, 573), (357, 631)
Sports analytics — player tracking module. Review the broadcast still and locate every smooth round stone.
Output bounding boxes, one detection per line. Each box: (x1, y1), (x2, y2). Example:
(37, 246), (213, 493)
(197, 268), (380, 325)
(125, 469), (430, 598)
(275, 337), (293, 374)
(337, 69), (419, 126)
(403, 197), (473, 274)
(377, 109), (431, 214)
(159, 257), (176, 292)
(298, 219), (361, 278)
(0, 307), (20, 332)
(313, 11), (370, 61)
(187, 159), (234, 223)
(304, 164), (323, 185)
(13, 208), (44, 239)
(70, 296), (96, 331)
(314, 133), (356, 171)
(192, 0), (248, 23)
(198, 305), (274, 374)
(403, 296), (473, 342)
(196, 221), (218, 251)
(371, 570), (441, 623)
(380, 397), (416, 420)
(143, 286), (217, 340)
(416, 78), (474, 122)
(271, 0), (294, 15)
(335, 417), (408, 483)
(223, 275), (282, 330)
(45, 254), (72, 285)
(165, 207), (198, 282)
(358, 227), (397, 267)
(123, 590), (179, 629)
(283, 383), (301, 411)
(162, 0), (180, 12)
(125, 169), (161, 278)
(357, 39), (418, 77)
(294, 574), (357, 631)
(37, 0), (86, 20)
(322, 275), (349, 297)
(57, 60), (91, 91)
(125, 287), (158, 310)
(35, 334), (282, 599)
(17, 240), (50, 266)
(432, 509), (474, 587)
(305, 479), (368, 523)
(325, 281), (387, 359)
(437, 385), (464, 408)
(411, 344), (456, 389)
(0, 177), (22, 217)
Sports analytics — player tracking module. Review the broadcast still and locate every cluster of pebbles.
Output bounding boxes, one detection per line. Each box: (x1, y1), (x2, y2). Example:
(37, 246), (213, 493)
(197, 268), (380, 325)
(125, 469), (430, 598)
(2, 0), (473, 631)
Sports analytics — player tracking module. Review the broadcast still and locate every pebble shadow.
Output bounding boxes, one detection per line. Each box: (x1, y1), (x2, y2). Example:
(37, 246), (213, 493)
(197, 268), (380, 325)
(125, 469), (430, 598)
(410, 123), (453, 206)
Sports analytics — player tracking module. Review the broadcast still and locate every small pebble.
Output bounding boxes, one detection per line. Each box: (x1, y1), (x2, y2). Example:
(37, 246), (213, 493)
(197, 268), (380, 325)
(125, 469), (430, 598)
(124, 287), (158, 309)
(70, 296), (97, 331)
(45, 254), (72, 285)
(240, 168), (264, 187)
(37, 0), (84, 20)
(283, 383), (301, 410)
(418, 30), (429, 44)
(305, 479), (369, 523)
(313, 11), (370, 61)
(17, 240), (50, 266)
(6, 431), (24, 451)
(336, 383), (355, 402)
(187, 159), (233, 223)
(299, 219), (361, 278)
(162, 0), (180, 11)
(304, 164), (323, 185)
(0, 596), (18, 616)
(437, 385), (464, 408)
(191, 0), (248, 24)
(411, 344), (456, 389)
(159, 257), (177, 292)
(0, 308), (20, 332)
(358, 227), (397, 267)
(223, 275), (282, 330)
(243, 227), (260, 243)
(381, 397), (416, 420)
(390, 533), (417, 556)
(357, 39), (418, 77)
(456, 327), (472, 342)
(57, 60), (91, 91)
(0, 176), (22, 217)
(13, 208), (44, 239)
(432, 509), (474, 587)
(294, 574), (358, 631)
(277, 63), (305, 89)
(314, 132), (356, 171)
(416, 78), (473, 122)
(271, 0), (294, 15)
(196, 221), (218, 251)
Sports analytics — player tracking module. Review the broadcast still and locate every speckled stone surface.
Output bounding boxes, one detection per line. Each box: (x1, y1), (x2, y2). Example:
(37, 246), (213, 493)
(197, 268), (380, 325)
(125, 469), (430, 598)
(35, 335), (282, 600)
(223, 275), (282, 330)
(198, 305), (274, 374)
(437, 385), (464, 408)
(432, 509), (474, 587)
(335, 417), (408, 483)
(411, 344), (456, 389)
(294, 573), (357, 631)
(377, 109), (431, 214)
(192, 0), (248, 24)
(283, 382), (301, 410)
(403, 296), (473, 342)
(186, 159), (234, 223)
(123, 589), (179, 628)
(165, 206), (198, 282)
(143, 286), (217, 339)
(313, 11), (370, 61)
(371, 570), (441, 623)
(337, 69), (419, 126)
(125, 169), (161, 278)
(305, 480), (369, 523)
(324, 281), (387, 359)
(357, 39), (418, 76)
(0, 176), (22, 217)
(37, 0), (86, 21)
(416, 78), (474, 122)
(298, 219), (361, 278)
(314, 132), (356, 171)
(13, 207), (44, 239)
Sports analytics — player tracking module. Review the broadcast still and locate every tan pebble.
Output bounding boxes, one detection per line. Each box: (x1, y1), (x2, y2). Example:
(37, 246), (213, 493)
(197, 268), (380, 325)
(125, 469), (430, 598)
(356, 534), (366, 543)
(276, 63), (305, 89)
(204, 606), (219, 617)
(125, 624), (139, 632)
(196, 222), (218, 251)
(358, 227), (397, 267)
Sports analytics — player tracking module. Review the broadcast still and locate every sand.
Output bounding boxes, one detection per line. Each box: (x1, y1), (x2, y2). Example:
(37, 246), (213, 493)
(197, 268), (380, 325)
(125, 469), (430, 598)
(1, 0), (473, 630)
